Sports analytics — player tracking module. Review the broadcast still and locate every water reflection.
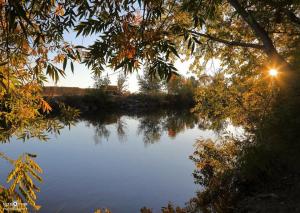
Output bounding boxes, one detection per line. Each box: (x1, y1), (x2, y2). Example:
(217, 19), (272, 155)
(163, 112), (200, 138)
(137, 114), (164, 145)
(82, 111), (201, 146)
(115, 117), (127, 142)
(0, 110), (214, 212)
(0, 106), (79, 212)
(0, 110), (290, 212)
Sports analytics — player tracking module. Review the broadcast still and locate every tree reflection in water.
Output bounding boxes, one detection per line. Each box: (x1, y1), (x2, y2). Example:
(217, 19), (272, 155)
(83, 113), (119, 145)
(115, 117), (127, 142)
(83, 111), (200, 145)
(163, 111), (200, 138)
(93, 124), (110, 145)
(137, 111), (200, 145)
(137, 113), (164, 145)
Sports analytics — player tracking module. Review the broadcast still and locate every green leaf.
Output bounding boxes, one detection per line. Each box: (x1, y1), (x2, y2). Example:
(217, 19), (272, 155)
(63, 57), (67, 70)
(70, 61), (74, 73)
(169, 46), (180, 58)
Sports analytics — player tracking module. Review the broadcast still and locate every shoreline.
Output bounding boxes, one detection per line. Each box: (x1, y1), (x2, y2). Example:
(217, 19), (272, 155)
(45, 93), (195, 114)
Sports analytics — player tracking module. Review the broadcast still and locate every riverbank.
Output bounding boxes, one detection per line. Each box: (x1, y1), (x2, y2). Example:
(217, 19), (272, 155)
(236, 174), (300, 212)
(46, 92), (195, 114)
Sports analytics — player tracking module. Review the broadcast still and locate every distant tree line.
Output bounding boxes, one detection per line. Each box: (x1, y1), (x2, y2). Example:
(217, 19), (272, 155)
(138, 70), (199, 97)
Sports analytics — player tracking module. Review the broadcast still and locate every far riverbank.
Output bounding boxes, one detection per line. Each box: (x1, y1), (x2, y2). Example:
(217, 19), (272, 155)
(45, 92), (195, 114)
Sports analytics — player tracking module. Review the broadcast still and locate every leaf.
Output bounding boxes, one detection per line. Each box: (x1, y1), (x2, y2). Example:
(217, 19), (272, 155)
(76, 50), (81, 61)
(26, 165), (42, 182)
(18, 184), (38, 210)
(193, 36), (202, 45)
(63, 57), (67, 70)
(6, 166), (20, 183)
(71, 61), (74, 73)
(191, 42), (195, 55)
(40, 99), (52, 113)
(26, 153), (37, 158)
(26, 157), (43, 174)
(75, 45), (86, 49)
(9, 173), (23, 193)
(188, 38), (192, 49)
(169, 46), (180, 58)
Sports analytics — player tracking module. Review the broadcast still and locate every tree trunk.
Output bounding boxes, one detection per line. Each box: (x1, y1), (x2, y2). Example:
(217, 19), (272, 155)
(227, 0), (298, 92)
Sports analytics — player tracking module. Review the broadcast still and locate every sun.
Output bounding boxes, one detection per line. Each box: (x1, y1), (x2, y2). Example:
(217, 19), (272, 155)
(269, 69), (278, 77)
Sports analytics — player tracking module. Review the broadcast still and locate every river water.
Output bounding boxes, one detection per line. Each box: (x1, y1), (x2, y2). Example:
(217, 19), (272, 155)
(0, 111), (216, 212)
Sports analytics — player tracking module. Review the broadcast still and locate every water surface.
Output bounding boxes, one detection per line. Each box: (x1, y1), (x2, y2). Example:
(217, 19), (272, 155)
(0, 112), (215, 212)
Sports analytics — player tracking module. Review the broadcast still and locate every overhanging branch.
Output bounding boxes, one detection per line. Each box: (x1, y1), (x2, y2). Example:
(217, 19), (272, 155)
(226, 0), (292, 71)
(227, 0), (276, 54)
(189, 30), (264, 49)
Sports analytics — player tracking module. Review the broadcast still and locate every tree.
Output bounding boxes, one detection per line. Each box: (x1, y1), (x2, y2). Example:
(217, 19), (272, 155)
(75, 0), (299, 86)
(2, 0), (299, 133)
(117, 73), (128, 94)
(0, 2), (299, 211)
(192, 71), (277, 131)
(167, 75), (198, 96)
(138, 71), (163, 94)
(0, 0), (80, 134)
(71, 2), (300, 211)
(93, 74), (111, 90)
(166, 75), (183, 95)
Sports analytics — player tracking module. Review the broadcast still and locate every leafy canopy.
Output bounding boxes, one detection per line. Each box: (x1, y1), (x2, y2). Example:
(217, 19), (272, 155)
(75, 0), (299, 80)
(0, 0), (80, 136)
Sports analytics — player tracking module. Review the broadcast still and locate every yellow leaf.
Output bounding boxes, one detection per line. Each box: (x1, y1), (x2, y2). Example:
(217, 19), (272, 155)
(40, 99), (52, 113)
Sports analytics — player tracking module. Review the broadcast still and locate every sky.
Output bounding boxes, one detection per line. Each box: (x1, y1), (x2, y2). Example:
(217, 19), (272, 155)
(44, 31), (211, 92)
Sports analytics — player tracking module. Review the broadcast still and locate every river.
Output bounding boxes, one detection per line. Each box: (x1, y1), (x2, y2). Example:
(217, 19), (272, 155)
(0, 111), (216, 212)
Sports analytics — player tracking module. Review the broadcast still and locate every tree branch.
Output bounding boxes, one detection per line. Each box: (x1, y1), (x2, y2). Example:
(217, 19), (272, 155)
(189, 30), (264, 49)
(226, 0), (294, 74)
(227, 0), (276, 55)
(227, 0), (294, 83)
